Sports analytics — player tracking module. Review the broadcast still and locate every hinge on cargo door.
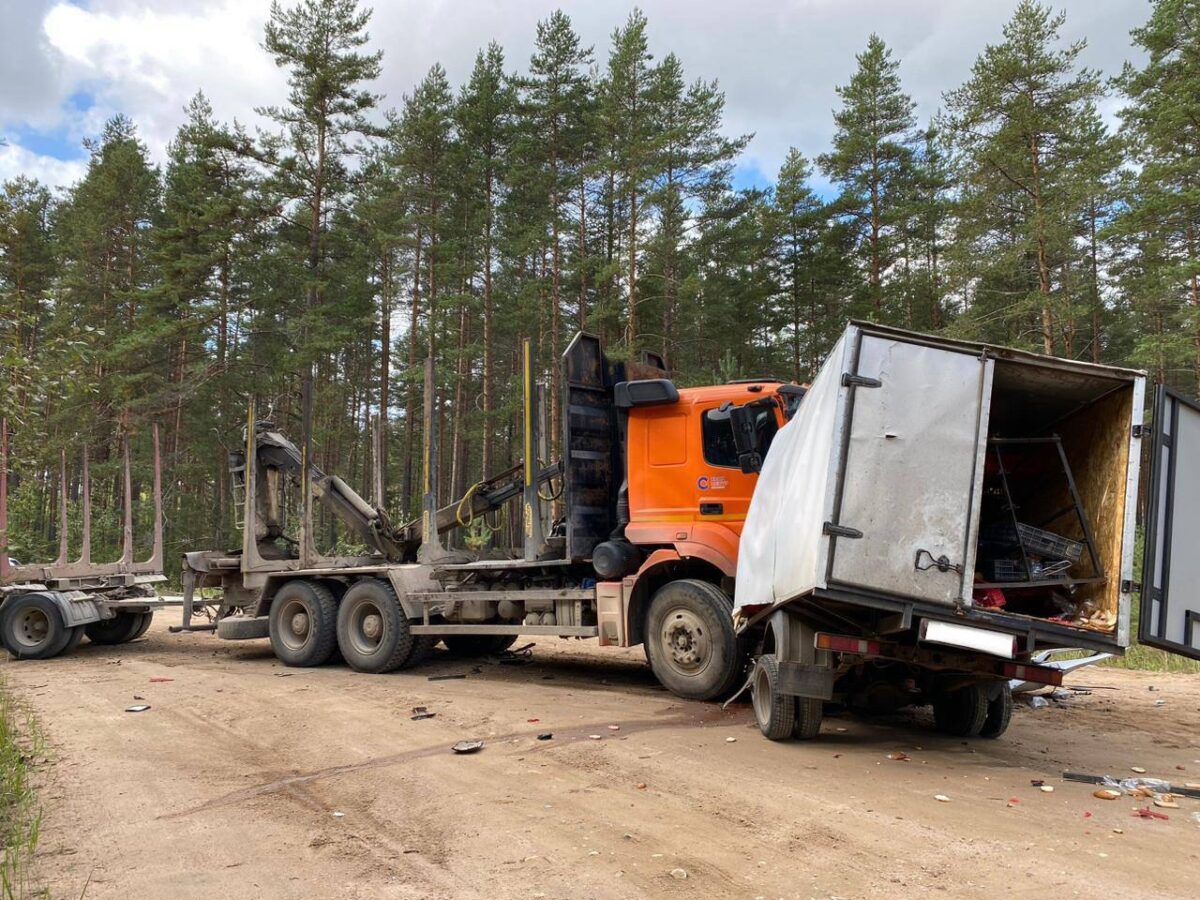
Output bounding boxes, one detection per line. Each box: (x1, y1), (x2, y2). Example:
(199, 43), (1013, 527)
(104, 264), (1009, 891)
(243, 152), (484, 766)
(841, 373), (882, 389)
(823, 522), (863, 539)
(1131, 424), (1144, 439)
(1120, 579), (1140, 594)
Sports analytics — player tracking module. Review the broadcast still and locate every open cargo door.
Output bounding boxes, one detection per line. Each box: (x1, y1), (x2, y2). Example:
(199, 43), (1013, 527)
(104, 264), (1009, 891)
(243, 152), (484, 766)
(827, 333), (991, 605)
(1139, 386), (1200, 659)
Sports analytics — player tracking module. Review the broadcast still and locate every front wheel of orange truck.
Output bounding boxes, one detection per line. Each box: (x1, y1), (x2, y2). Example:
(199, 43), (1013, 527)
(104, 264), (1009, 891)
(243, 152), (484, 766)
(645, 579), (741, 701)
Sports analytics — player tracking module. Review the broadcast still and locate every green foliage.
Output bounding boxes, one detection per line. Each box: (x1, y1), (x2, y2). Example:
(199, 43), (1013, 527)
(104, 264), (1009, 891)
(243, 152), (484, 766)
(0, 676), (47, 900)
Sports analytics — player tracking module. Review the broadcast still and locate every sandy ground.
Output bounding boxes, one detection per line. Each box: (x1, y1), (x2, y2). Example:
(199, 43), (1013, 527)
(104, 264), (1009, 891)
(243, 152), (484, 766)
(4, 618), (1199, 900)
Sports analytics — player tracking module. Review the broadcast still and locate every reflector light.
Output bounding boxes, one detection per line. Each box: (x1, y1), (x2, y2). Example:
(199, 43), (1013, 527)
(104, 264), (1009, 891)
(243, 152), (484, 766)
(815, 632), (882, 655)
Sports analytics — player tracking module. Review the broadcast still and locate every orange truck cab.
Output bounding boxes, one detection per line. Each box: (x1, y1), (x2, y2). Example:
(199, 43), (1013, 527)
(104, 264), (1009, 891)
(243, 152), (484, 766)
(588, 374), (804, 700)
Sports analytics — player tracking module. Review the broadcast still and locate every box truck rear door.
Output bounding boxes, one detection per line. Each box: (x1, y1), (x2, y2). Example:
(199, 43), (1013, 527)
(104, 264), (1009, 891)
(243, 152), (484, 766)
(827, 334), (991, 605)
(1139, 386), (1200, 659)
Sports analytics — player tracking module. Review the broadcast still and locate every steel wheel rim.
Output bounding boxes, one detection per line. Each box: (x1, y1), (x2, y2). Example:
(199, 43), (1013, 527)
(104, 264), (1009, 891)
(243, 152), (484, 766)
(15, 608), (51, 650)
(348, 600), (385, 655)
(659, 606), (711, 677)
(278, 599), (312, 651)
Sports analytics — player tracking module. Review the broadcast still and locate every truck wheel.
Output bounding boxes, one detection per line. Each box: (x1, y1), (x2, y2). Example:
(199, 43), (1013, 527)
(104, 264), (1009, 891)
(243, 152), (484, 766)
(85, 612), (146, 645)
(979, 685), (1013, 739)
(933, 684), (989, 737)
(406, 635), (437, 668)
(645, 579), (741, 701)
(1, 593), (69, 659)
(216, 615), (271, 640)
(336, 578), (414, 673)
(792, 696), (824, 740)
(62, 625), (85, 655)
(751, 653), (795, 740)
(270, 580), (338, 667)
(131, 612), (154, 640)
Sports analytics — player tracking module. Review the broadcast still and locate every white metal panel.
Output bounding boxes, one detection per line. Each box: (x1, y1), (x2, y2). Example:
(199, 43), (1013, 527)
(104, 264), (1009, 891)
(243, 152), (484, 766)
(1140, 388), (1200, 658)
(828, 335), (987, 604)
(734, 334), (849, 615)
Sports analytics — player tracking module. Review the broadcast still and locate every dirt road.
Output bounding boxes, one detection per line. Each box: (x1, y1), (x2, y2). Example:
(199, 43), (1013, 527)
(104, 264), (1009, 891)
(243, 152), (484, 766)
(5, 620), (1199, 899)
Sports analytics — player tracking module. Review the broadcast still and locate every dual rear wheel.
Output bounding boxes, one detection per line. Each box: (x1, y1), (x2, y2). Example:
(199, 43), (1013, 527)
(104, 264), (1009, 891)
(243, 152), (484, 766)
(267, 578), (433, 673)
(0, 593), (152, 659)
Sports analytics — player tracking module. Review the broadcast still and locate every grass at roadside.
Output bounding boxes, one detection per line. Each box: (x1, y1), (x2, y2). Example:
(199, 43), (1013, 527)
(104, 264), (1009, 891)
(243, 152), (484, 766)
(0, 674), (47, 900)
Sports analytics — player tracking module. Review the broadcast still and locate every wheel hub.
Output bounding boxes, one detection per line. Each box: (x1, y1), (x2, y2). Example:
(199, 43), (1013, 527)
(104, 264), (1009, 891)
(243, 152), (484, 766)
(661, 608), (710, 673)
(17, 609), (50, 648)
(286, 607), (310, 642)
(361, 613), (382, 641)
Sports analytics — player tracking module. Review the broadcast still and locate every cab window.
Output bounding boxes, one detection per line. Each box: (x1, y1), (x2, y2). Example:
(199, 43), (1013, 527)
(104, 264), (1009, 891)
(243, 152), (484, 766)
(702, 403), (779, 469)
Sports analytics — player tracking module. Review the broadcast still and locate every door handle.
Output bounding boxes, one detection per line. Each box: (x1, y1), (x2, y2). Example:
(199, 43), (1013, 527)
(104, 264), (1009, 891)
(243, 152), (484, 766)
(699, 503), (724, 516)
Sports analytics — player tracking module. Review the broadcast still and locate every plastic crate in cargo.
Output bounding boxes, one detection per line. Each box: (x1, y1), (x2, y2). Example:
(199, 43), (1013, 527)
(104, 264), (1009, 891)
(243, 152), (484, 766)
(1014, 523), (1084, 562)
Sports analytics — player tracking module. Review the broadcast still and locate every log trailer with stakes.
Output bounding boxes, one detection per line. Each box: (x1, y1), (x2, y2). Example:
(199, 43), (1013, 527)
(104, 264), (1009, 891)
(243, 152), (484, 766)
(0, 424), (201, 658)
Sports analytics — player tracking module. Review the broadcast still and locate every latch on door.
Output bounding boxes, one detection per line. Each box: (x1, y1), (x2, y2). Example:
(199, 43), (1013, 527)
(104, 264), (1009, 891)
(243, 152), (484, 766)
(914, 549), (963, 575)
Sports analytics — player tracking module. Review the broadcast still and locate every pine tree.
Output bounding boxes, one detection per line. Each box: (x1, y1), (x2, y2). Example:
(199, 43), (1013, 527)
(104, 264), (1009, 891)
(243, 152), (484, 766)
(259, 0), (382, 459)
(391, 64), (454, 513)
(455, 43), (513, 479)
(819, 34), (915, 321)
(521, 11), (592, 452)
(55, 115), (161, 434)
(598, 9), (660, 349)
(0, 177), (56, 422)
(943, 0), (1105, 355)
(771, 150), (827, 381)
(1113, 0), (1200, 391)
(645, 53), (749, 365)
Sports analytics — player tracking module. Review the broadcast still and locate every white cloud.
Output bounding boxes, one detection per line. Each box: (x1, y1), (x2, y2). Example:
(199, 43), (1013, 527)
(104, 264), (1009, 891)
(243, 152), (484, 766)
(0, 0), (1154, 192)
(42, 0), (285, 160)
(0, 140), (86, 190)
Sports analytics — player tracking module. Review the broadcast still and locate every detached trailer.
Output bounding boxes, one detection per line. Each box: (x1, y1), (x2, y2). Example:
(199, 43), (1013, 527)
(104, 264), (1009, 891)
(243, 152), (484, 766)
(735, 322), (1200, 740)
(0, 425), (198, 658)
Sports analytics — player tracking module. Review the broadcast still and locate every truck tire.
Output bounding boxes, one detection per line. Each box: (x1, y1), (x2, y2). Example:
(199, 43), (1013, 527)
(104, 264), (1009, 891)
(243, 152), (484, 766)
(1, 593), (70, 659)
(62, 625), (86, 655)
(269, 579), (338, 667)
(792, 696), (824, 740)
(443, 634), (516, 657)
(85, 611), (146, 645)
(933, 684), (989, 737)
(645, 579), (741, 701)
(131, 612), (154, 640)
(336, 578), (414, 673)
(216, 615), (271, 641)
(751, 653), (795, 740)
(979, 685), (1013, 739)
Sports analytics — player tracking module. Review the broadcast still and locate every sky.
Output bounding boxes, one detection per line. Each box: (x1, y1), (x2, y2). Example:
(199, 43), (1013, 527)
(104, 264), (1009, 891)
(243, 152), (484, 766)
(0, 0), (1153, 197)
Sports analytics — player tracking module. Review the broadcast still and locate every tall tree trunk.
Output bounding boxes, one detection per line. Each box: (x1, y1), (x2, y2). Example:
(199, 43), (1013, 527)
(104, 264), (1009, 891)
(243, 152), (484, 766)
(482, 170), (495, 480)
(402, 233), (422, 517)
(379, 251), (392, 486)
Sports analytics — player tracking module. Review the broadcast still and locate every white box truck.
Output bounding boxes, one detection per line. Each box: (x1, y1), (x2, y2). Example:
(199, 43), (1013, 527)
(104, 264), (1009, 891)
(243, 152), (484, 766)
(734, 322), (1200, 740)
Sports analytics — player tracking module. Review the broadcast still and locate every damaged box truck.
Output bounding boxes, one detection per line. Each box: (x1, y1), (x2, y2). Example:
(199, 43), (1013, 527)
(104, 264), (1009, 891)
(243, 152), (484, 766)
(734, 322), (1200, 740)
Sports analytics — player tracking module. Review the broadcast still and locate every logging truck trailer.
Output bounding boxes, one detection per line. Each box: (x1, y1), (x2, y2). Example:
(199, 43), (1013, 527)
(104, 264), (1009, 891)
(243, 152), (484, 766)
(184, 334), (804, 700)
(733, 322), (1200, 741)
(0, 425), (199, 658)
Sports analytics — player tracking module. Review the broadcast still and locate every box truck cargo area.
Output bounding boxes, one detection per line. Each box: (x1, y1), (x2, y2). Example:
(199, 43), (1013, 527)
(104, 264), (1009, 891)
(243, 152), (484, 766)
(734, 322), (1200, 741)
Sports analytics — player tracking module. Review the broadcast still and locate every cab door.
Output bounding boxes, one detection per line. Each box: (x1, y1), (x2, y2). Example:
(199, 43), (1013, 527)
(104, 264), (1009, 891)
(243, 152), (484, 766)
(1139, 386), (1200, 658)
